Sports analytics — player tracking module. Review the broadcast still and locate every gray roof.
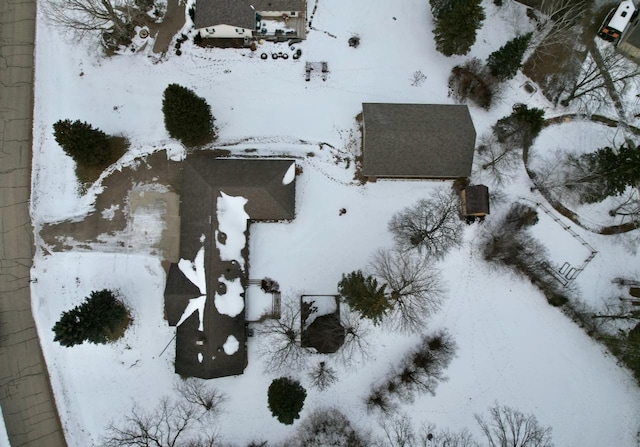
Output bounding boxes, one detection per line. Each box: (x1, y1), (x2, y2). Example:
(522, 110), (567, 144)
(165, 155), (296, 379)
(464, 184), (490, 216)
(302, 314), (345, 354)
(621, 20), (640, 48)
(195, 0), (305, 30)
(362, 103), (476, 179)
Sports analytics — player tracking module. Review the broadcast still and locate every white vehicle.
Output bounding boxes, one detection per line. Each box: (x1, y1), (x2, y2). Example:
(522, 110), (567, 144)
(598, 0), (637, 42)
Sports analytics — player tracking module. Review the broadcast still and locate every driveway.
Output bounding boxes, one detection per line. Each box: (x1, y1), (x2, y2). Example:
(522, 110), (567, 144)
(0, 0), (67, 445)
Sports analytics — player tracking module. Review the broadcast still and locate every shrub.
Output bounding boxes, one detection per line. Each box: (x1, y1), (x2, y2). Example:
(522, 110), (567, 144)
(449, 58), (495, 109)
(162, 83), (215, 146)
(52, 289), (130, 347)
(53, 119), (111, 167)
(267, 377), (307, 425)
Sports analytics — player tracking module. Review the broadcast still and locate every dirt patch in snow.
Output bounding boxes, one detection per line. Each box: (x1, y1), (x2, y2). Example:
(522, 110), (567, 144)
(39, 150), (183, 258)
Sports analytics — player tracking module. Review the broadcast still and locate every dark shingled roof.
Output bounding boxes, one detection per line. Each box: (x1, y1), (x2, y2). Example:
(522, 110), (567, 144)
(303, 314), (345, 354)
(463, 184), (490, 216)
(362, 103), (476, 179)
(195, 0), (305, 30)
(165, 155), (296, 379)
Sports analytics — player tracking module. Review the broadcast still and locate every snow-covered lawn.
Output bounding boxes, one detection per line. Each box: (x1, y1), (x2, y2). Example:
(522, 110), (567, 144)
(29, 0), (640, 445)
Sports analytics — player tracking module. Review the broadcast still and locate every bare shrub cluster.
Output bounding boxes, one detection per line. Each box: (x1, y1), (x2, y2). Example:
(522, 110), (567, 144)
(480, 202), (569, 307)
(283, 407), (373, 447)
(448, 58), (496, 109)
(365, 330), (456, 413)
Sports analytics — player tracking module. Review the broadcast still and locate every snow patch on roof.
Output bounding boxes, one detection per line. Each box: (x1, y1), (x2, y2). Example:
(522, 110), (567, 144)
(175, 295), (207, 331)
(215, 275), (245, 317)
(216, 192), (249, 269)
(223, 335), (240, 355)
(178, 244), (207, 295)
(282, 162), (296, 185)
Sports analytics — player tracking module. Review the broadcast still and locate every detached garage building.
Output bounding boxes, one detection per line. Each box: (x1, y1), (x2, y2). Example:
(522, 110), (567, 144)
(361, 103), (476, 181)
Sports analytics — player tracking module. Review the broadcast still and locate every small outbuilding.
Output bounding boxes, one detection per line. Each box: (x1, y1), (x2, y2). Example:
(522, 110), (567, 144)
(303, 314), (345, 354)
(461, 184), (490, 218)
(361, 103), (476, 181)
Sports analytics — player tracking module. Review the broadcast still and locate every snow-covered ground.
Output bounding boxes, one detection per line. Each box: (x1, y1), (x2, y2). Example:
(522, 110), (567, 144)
(28, 0), (640, 445)
(0, 406), (9, 447)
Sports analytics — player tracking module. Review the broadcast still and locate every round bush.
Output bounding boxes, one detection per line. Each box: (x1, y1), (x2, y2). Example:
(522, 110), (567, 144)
(162, 83), (215, 146)
(267, 377), (307, 425)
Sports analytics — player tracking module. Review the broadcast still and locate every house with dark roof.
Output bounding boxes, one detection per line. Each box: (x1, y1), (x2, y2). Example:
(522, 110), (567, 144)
(361, 103), (476, 181)
(194, 0), (306, 42)
(164, 155), (296, 379)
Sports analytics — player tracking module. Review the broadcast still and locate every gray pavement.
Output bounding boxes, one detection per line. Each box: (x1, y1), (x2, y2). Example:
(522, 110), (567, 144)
(0, 0), (67, 446)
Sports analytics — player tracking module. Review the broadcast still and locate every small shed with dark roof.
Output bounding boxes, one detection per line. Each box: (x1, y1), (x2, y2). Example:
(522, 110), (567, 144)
(303, 314), (345, 354)
(462, 184), (490, 217)
(362, 103), (476, 181)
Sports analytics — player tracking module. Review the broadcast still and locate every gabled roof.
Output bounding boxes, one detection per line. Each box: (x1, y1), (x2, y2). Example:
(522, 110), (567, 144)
(463, 184), (490, 216)
(194, 0), (305, 30)
(303, 314), (345, 354)
(362, 103), (476, 179)
(165, 155), (296, 379)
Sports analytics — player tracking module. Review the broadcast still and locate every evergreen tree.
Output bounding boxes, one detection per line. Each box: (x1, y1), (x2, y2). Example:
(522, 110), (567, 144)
(52, 289), (129, 347)
(493, 104), (545, 150)
(53, 119), (111, 167)
(486, 33), (532, 81)
(583, 143), (640, 197)
(52, 306), (86, 347)
(81, 289), (129, 344)
(267, 377), (307, 425)
(431, 0), (485, 56)
(337, 271), (390, 325)
(162, 83), (215, 146)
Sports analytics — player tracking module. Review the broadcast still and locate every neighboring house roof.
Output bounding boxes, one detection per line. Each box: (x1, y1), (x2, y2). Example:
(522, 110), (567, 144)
(620, 19), (640, 49)
(303, 314), (345, 354)
(463, 184), (490, 216)
(195, 0), (305, 30)
(164, 155), (296, 379)
(362, 103), (476, 179)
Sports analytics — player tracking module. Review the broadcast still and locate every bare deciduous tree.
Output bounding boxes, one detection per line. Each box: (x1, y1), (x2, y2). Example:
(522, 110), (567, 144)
(378, 413), (417, 447)
(307, 361), (338, 390)
(370, 248), (445, 333)
(256, 297), (309, 372)
(562, 46), (640, 107)
(336, 307), (372, 365)
(528, 0), (586, 59)
(43, 0), (154, 49)
(419, 425), (477, 447)
(475, 404), (554, 447)
(103, 396), (220, 447)
(476, 133), (521, 186)
(609, 189), (640, 221)
(388, 187), (463, 258)
(174, 378), (227, 418)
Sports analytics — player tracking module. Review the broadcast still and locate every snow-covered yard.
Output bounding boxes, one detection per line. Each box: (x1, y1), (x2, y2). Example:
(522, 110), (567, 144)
(29, 0), (640, 445)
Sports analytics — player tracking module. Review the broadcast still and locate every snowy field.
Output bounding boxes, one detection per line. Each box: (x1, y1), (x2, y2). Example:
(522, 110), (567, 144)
(29, 0), (640, 445)
(0, 406), (9, 447)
